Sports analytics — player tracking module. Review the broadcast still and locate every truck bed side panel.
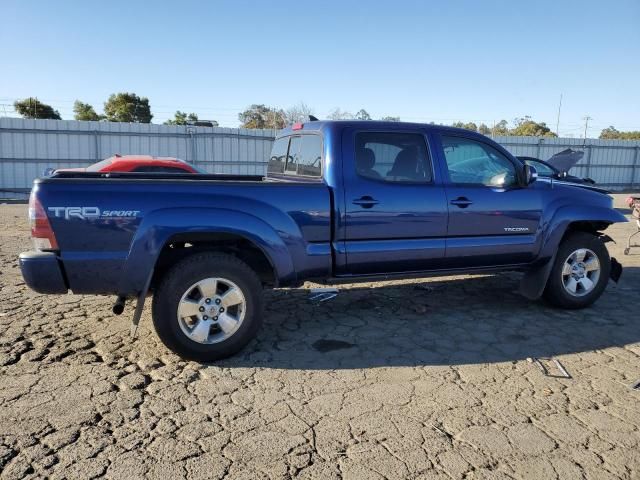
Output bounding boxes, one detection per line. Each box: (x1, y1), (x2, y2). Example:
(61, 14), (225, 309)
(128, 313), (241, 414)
(36, 179), (331, 294)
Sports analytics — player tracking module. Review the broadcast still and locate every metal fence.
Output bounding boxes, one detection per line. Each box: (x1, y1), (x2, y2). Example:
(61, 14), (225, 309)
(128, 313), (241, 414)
(0, 118), (276, 199)
(1, 118), (639, 199)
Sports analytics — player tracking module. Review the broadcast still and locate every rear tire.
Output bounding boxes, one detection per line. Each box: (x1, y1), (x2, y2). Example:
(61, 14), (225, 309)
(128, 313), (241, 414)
(152, 252), (263, 361)
(543, 232), (610, 309)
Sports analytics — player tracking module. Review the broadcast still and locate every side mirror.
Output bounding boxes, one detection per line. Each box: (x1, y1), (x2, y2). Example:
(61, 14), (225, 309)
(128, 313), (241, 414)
(42, 167), (55, 177)
(522, 164), (538, 186)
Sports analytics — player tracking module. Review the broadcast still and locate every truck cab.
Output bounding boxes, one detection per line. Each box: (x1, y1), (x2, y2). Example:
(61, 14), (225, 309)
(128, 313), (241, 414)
(272, 121), (547, 276)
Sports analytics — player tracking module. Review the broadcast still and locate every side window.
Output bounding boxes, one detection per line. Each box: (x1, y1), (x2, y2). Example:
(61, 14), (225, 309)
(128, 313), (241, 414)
(267, 137), (289, 175)
(355, 132), (432, 183)
(441, 136), (517, 187)
(132, 166), (188, 173)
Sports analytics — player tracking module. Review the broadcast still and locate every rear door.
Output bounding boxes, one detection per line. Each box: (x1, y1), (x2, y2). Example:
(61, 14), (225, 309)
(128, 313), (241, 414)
(435, 133), (543, 267)
(341, 127), (448, 275)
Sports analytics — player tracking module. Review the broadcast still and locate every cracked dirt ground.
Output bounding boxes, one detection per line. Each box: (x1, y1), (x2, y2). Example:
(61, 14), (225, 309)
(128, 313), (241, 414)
(1, 196), (639, 480)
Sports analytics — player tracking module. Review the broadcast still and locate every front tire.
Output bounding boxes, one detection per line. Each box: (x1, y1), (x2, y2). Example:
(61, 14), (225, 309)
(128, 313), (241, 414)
(543, 232), (610, 309)
(152, 252), (263, 361)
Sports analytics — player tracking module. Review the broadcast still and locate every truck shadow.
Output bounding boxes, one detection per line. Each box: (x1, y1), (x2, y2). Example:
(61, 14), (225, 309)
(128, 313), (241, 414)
(217, 267), (640, 370)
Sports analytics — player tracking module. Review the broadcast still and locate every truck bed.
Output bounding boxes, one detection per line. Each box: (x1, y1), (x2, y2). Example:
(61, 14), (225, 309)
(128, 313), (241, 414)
(33, 173), (332, 294)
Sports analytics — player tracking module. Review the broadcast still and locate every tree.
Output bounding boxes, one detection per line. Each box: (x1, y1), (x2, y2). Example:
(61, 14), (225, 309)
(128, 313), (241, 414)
(599, 126), (640, 140)
(164, 110), (199, 125)
(599, 126), (620, 139)
(380, 116), (401, 122)
(355, 109), (371, 120)
(478, 123), (491, 135)
(492, 120), (510, 136)
(13, 97), (61, 120)
(238, 104), (286, 129)
(103, 92), (152, 123)
(511, 116), (557, 137)
(73, 101), (103, 121)
(284, 102), (315, 125)
(327, 108), (354, 120)
(452, 121), (478, 132)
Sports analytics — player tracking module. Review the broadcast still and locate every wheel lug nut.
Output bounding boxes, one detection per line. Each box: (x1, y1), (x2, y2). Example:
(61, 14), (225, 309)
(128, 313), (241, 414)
(215, 299), (221, 305)
(219, 307), (225, 313)
(213, 316), (218, 321)
(199, 306), (205, 312)
(205, 298), (211, 304)
(203, 315), (208, 320)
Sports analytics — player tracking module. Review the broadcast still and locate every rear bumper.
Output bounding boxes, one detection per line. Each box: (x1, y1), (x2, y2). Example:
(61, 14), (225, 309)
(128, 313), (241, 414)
(19, 251), (68, 294)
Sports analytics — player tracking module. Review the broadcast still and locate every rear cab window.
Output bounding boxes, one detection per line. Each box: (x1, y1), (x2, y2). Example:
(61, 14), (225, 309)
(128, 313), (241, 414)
(268, 134), (323, 178)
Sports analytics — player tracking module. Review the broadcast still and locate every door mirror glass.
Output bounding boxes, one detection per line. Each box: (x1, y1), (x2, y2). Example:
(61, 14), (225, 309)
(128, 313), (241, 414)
(523, 164), (538, 185)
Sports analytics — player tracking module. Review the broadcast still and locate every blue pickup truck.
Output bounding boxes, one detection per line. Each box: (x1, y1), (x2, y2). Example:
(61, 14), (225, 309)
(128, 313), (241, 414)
(20, 120), (626, 361)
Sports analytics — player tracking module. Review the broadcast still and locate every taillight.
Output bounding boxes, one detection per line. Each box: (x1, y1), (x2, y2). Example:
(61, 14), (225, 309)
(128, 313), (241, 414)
(28, 191), (58, 250)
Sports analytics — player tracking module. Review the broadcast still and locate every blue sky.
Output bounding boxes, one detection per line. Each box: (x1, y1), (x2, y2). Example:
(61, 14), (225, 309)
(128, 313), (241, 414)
(1, 0), (639, 136)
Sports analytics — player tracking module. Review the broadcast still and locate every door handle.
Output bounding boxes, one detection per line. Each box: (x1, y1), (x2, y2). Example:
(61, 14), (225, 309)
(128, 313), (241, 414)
(352, 196), (379, 208)
(450, 197), (472, 208)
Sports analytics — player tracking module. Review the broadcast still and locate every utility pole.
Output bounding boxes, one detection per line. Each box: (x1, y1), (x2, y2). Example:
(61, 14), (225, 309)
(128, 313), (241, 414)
(583, 115), (592, 140)
(555, 93), (562, 136)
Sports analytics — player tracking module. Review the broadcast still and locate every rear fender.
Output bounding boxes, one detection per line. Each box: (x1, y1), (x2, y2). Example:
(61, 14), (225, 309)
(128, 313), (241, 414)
(116, 207), (295, 295)
(520, 205), (626, 299)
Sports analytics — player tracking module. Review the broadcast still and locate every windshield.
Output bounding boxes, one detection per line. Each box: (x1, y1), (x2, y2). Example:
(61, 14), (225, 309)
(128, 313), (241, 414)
(175, 158), (206, 173)
(86, 158), (114, 171)
(524, 159), (556, 176)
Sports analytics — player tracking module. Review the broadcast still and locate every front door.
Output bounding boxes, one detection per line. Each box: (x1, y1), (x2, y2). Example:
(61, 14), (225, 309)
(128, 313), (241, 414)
(341, 128), (448, 275)
(436, 133), (543, 267)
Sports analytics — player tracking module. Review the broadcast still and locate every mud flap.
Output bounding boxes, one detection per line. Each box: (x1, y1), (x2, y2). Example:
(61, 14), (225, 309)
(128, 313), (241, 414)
(519, 257), (554, 300)
(610, 257), (622, 283)
(130, 268), (154, 338)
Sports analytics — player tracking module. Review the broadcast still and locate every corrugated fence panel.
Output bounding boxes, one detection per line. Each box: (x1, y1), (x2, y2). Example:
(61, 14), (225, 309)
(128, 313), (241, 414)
(0, 118), (277, 199)
(2, 118), (639, 199)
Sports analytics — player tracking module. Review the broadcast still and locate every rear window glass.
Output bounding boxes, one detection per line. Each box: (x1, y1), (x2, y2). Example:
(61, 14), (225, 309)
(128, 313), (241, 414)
(285, 136), (302, 174)
(268, 134), (322, 177)
(267, 137), (289, 174)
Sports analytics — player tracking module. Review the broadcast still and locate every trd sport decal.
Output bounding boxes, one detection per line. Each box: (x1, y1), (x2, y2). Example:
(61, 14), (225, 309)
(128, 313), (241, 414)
(48, 207), (140, 220)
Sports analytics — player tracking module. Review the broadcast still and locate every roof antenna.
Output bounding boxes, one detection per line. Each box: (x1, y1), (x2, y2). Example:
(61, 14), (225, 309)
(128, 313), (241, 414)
(308, 115), (319, 121)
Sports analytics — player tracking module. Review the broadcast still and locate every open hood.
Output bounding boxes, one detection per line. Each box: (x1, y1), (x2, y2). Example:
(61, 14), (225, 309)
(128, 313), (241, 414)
(546, 148), (584, 174)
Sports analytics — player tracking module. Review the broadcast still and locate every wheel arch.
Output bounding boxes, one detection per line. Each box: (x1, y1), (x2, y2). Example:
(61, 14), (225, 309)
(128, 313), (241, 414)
(152, 231), (278, 289)
(117, 207), (297, 295)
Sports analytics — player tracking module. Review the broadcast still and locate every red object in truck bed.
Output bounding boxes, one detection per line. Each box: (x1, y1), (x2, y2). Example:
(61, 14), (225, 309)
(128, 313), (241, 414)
(56, 155), (201, 174)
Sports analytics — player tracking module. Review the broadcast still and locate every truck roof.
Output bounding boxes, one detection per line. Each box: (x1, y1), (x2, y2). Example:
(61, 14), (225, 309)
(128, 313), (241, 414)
(277, 120), (481, 138)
